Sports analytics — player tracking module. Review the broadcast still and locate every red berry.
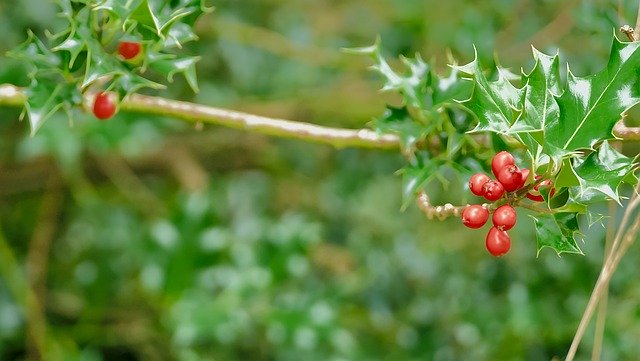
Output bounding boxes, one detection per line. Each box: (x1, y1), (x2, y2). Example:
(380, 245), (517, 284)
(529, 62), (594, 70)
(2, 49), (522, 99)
(118, 41), (141, 60)
(518, 168), (530, 189)
(526, 193), (544, 202)
(485, 227), (511, 257)
(497, 165), (523, 192)
(469, 173), (491, 196)
(538, 179), (556, 197)
(92, 92), (116, 120)
(492, 204), (517, 231)
(462, 205), (489, 229)
(491, 151), (515, 178)
(482, 180), (505, 201)
(526, 179), (555, 202)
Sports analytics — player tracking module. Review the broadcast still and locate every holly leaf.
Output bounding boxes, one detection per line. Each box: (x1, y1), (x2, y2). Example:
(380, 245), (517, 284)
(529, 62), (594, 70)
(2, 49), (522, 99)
(24, 78), (82, 135)
(355, 41), (430, 109)
(511, 48), (561, 158)
(94, 0), (143, 20)
(146, 53), (201, 92)
(532, 213), (583, 256)
(569, 141), (636, 204)
(115, 72), (165, 94)
(371, 106), (429, 154)
(432, 63), (472, 108)
(131, 0), (204, 37)
(8, 31), (62, 71)
(350, 39), (470, 111)
(52, 33), (86, 70)
(399, 155), (442, 210)
(164, 22), (199, 48)
(456, 54), (524, 134)
(544, 36), (640, 157)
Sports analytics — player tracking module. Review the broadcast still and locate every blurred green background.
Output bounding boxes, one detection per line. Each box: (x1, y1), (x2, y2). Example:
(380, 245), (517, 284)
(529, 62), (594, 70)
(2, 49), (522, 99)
(1, 0), (640, 360)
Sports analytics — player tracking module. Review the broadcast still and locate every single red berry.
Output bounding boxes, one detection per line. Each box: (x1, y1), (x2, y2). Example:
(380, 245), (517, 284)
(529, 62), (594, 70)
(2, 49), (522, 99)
(518, 168), (530, 189)
(469, 173), (491, 196)
(526, 175), (544, 201)
(118, 41), (141, 60)
(526, 192), (544, 202)
(492, 204), (517, 231)
(483, 180), (505, 201)
(491, 151), (515, 178)
(462, 205), (489, 229)
(497, 165), (523, 192)
(92, 92), (116, 120)
(485, 227), (511, 257)
(526, 178), (555, 202)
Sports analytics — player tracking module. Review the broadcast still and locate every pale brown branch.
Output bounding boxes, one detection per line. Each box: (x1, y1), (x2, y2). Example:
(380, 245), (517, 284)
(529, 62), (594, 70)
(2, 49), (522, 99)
(566, 183), (640, 360)
(634, 2), (640, 41)
(2, 84), (640, 149)
(121, 93), (400, 150)
(93, 154), (167, 217)
(416, 191), (469, 220)
(590, 201), (617, 361)
(25, 174), (63, 361)
(613, 119), (640, 140)
(0, 226), (49, 360)
(162, 146), (210, 192)
(620, 25), (636, 42)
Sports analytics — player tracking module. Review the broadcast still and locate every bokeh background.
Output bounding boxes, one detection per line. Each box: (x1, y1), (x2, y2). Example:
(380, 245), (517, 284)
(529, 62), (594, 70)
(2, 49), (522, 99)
(1, 0), (640, 360)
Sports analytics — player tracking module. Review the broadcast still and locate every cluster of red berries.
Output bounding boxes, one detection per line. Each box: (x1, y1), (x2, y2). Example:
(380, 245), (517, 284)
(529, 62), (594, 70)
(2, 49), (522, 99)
(461, 151), (554, 257)
(92, 41), (143, 121)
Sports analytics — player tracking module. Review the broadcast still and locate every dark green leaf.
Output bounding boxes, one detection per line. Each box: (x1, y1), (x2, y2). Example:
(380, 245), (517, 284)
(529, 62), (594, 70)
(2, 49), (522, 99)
(399, 155), (442, 210)
(147, 54), (200, 92)
(532, 213), (583, 256)
(24, 78), (81, 134)
(545, 37), (640, 156)
(570, 141), (636, 204)
(371, 106), (428, 154)
(457, 54), (524, 134)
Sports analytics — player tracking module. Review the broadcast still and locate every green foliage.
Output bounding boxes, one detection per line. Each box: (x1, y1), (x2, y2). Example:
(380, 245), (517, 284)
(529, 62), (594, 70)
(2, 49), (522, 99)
(3, 1), (640, 360)
(8, 0), (209, 134)
(365, 34), (639, 255)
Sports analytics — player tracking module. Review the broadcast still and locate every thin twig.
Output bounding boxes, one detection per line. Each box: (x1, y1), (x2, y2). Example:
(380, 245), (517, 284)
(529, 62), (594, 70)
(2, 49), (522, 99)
(93, 153), (167, 217)
(0, 226), (49, 359)
(634, 4), (640, 41)
(416, 191), (468, 220)
(613, 119), (640, 140)
(25, 174), (63, 361)
(620, 25), (636, 42)
(2, 84), (640, 148)
(121, 93), (400, 149)
(590, 201), (617, 361)
(566, 183), (640, 360)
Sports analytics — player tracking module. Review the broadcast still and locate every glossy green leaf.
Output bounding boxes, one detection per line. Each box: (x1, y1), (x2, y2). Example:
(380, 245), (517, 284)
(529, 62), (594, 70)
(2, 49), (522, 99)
(545, 37), (640, 156)
(457, 55), (523, 134)
(554, 158), (580, 188)
(97, 0), (144, 21)
(513, 48), (561, 159)
(350, 39), (469, 111)
(147, 54), (201, 92)
(514, 48), (561, 135)
(432, 65), (472, 107)
(570, 141), (636, 204)
(24, 79), (81, 135)
(164, 22), (199, 48)
(8, 31), (61, 71)
(371, 106), (428, 154)
(532, 213), (583, 256)
(140, 0), (202, 37)
(10, 0), (206, 133)
(400, 155), (442, 210)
